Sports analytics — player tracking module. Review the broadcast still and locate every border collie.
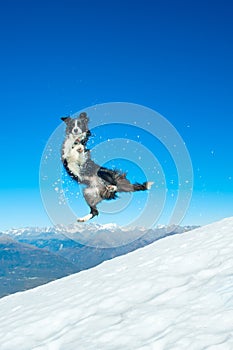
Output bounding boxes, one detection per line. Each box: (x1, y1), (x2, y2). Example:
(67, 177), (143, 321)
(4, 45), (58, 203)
(61, 113), (153, 222)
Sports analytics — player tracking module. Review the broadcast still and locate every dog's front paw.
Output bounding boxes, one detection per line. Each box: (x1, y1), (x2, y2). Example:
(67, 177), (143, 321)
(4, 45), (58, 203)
(106, 185), (117, 192)
(77, 217), (84, 222)
(77, 214), (93, 222)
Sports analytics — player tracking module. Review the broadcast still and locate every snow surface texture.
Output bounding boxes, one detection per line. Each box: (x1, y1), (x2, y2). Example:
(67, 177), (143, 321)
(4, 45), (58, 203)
(0, 218), (233, 350)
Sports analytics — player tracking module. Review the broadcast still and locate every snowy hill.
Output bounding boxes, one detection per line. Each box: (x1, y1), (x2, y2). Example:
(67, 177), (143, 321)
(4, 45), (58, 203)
(0, 217), (233, 350)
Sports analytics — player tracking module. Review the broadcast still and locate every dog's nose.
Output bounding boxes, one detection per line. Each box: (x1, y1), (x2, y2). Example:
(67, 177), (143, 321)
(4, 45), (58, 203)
(73, 128), (79, 133)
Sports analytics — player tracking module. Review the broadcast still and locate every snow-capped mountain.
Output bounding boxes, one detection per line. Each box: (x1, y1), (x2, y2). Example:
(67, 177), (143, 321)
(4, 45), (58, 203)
(2, 223), (197, 272)
(3, 222), (197, 247)
(0, 224), (197, 298)
(3, 222), (125, 237)
(0, 217), (233, 349)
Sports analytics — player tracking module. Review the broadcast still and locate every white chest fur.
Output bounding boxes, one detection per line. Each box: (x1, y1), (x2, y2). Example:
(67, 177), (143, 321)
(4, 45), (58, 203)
(62, 136), (75, 160)
(62, 138), (87, 180)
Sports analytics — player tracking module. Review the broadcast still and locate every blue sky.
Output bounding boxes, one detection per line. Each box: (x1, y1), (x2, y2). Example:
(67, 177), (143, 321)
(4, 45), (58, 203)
(1, 0), (232, 229)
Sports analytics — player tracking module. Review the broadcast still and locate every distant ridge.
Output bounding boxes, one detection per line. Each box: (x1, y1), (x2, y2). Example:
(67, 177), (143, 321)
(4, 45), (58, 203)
(0, 223), (199, 298)
(0, 232), (79, 298)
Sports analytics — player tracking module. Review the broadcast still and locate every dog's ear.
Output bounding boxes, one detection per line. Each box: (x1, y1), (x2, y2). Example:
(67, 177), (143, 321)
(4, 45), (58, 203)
(79, 112), (89, 122)
(61, 116), (71, 124)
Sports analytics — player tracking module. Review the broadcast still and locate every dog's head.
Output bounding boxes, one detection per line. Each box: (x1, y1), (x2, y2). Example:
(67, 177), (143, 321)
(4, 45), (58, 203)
(61, 112), (89, 138)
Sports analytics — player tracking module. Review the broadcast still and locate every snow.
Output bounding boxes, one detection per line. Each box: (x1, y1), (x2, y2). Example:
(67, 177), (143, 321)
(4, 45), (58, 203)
(1, 217), (233, 349)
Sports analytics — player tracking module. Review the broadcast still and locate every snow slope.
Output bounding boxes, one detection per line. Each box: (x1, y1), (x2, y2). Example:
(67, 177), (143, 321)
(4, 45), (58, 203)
(0, 217), (233, 350)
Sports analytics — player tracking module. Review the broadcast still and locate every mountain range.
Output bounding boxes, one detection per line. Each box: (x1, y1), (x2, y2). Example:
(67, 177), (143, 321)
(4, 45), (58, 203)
(0, 223), (198, 298)
(0, 233), (78, 298)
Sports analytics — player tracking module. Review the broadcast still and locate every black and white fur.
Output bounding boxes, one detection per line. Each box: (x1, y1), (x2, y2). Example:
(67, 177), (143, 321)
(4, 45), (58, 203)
(61, 112), (91, 162)
(61, 113), (153, 222)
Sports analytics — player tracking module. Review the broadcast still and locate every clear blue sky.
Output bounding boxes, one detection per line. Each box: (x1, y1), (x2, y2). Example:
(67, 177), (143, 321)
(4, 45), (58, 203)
(1, 0), (232, 229)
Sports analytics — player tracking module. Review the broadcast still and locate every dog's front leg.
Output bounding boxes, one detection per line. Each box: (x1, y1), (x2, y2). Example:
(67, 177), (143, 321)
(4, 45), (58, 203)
(77, 214), (93, 222)
(77, 187), (99, 223)
(77, 207), (99, 222)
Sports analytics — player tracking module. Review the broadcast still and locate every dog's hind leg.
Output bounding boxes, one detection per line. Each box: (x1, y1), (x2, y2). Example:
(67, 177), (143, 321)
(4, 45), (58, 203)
(117, 178), (154, 193)
(97, 168), (153, 193)
(77, 206), (99, 222)
(77, 187), (101, 222)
